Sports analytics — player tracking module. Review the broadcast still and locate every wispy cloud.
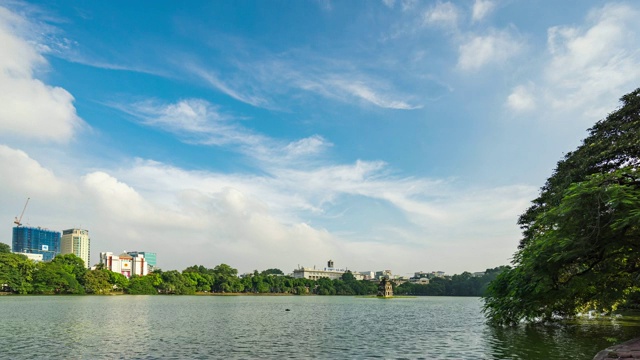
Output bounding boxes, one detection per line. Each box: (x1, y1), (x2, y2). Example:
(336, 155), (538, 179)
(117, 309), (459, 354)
(295, 74), (422, 110)
(188, 64), (271, 108)
(382, 0), (396, 9)
(423, 2), (460, 29)
(457, 28), (523, 71)
(187, 57), (422, 110)
(506, 84), (536, 112)
(113, 98), (332, 167)
(472, 0), (495, 22)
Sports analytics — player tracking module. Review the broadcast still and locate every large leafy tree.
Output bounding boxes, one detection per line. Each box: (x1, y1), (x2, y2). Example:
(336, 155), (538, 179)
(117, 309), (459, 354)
(0, 242), (11, 253)
(483, 89), (640, 325)
(83, 269), (113, 294)
(0, 252), (35, 294)
(126, 273), (162, 295)
(51, 254), (88, 284)
(32, 261), (85, 294)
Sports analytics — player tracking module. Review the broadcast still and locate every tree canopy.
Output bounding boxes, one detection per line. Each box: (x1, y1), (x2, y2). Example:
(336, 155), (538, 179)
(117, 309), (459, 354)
(483, 88), (640, 325)
(0, 242), (11, 253)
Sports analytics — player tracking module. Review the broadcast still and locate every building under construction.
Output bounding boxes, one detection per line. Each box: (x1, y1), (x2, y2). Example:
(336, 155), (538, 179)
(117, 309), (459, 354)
(12, 226), (61, 261)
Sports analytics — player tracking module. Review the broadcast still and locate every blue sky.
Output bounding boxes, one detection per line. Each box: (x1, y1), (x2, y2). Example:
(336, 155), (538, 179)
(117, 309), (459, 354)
(1, 0), (639, 275)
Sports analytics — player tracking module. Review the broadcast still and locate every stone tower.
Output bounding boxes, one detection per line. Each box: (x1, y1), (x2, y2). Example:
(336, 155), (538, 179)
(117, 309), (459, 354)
(377, 277), (393, 298)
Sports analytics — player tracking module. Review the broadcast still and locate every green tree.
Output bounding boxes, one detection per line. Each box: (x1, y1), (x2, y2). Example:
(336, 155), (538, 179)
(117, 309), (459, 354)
(341, 271), (356, 282)
(126, 274), (160, 295)
(108, 271), (129, 291)
(211, 264), (239, 293)
(483, 88), (640, 325)
(83, 269), (113, 294)
(0, 242), (11, 253)
(32, 261), (84, 294)
(159, 270), (196, 295)
(183, 271), (213, 292)
(52, 254), (87, 285)
(261, 268), (284, 276)
(0, 252), (35, 294)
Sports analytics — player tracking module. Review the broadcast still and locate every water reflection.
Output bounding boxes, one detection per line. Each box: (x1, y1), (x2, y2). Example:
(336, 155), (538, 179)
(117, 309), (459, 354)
(486, 319), (640, 360)
(2, 296), (640, 359)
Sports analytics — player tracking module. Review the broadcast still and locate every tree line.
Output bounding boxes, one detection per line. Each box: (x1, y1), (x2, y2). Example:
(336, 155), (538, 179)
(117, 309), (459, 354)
(0, 244), (504, 296)
(395, 267), (508, 296)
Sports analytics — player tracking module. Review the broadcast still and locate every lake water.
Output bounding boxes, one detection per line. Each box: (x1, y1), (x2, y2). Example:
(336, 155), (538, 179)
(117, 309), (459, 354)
(1, 296), (639, 359)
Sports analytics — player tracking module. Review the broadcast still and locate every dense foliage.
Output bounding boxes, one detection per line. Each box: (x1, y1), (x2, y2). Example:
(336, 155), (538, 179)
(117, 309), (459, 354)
(483, 88), (640, 325)
(396, 267), (507, 296)
(0, 246), (503, 297)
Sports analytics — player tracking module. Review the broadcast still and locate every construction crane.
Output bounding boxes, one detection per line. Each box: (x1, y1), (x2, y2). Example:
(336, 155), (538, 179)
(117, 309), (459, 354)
(14, 197), (30, 227)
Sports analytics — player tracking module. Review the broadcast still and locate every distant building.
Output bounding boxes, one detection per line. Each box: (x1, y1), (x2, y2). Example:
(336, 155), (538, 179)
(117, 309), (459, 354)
(412, 271), (446, 279)
(293, 260), (363, 280)
(13, 252), (43, 262)
(99, 251), (149, 278)
(12, 226), (60, 261)
(127, 251), (156, 270)
(409, 277), (430, 284)
(375, 270), (392, 280)
(61, 229), (91, 268)
(359, 271), (375, 280)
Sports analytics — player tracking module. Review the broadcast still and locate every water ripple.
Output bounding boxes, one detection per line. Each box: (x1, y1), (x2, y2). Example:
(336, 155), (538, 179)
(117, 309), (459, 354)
(1, 296), (639, 359)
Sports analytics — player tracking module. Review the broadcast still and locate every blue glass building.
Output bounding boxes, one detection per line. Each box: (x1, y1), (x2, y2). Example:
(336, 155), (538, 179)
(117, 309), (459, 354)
(12, 226), (61, 261)
(127, 251), (157, 268)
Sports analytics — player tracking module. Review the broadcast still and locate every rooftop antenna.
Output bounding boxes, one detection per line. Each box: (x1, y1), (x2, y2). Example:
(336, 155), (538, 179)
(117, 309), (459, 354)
(14, 197), (30, 227)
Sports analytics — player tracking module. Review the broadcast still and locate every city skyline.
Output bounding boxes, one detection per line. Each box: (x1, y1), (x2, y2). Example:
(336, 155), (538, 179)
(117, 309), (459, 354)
(1, 1), (639, 274)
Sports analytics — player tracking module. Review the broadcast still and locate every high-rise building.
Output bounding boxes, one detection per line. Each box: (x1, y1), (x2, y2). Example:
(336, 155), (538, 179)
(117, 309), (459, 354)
(127, 251), (156, 269)
(12, 226), (61, 261)
(61, 229), (91, 268)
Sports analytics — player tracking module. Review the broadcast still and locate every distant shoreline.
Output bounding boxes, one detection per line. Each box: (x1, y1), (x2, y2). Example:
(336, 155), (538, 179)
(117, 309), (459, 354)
(0, 292), (428, 298)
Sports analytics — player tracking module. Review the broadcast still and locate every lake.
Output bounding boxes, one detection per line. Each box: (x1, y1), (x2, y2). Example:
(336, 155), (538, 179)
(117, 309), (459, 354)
(1, 295), (639, 359)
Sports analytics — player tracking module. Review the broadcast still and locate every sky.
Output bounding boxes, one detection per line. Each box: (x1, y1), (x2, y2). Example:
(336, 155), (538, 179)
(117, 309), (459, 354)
(1, 0), (639, 276)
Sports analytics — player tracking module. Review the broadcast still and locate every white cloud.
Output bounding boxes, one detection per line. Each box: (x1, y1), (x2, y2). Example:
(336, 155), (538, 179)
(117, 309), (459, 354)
(504, 4), (640, 123)
(400, 0), (418, 12)
(457, 29), (523, 71)
(382, 0), (396, 9)
(0, 7), (82, 142)
(543, 3), (640, 118)
(121, 99), (241, 146)
(0, 143), (534, 274)
(0, 145), (67, 197)
(284, 135), (331, 158)
(506, 84), (536, 112)
(472, 0), (495, 22)
(423, 2), (460, 29)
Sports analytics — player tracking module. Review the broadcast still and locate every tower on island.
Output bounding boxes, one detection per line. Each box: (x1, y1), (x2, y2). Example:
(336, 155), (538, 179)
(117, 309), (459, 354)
(377, 277), (393, 298)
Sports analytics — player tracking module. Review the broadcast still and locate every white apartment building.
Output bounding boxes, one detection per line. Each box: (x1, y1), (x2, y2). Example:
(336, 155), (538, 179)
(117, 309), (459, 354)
(99, 251), (149, 278)
(292, 260), (364, 280)
(61, 229), (91, 268)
